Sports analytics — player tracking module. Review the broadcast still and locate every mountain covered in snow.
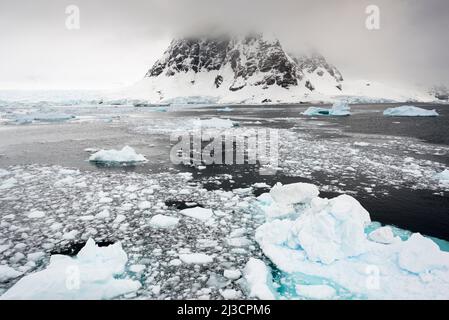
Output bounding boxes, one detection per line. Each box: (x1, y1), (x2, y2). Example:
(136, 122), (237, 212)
(116, 33), (436, 104)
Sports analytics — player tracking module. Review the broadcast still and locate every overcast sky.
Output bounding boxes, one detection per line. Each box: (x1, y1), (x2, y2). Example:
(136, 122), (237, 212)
(0, 0), (448, 89)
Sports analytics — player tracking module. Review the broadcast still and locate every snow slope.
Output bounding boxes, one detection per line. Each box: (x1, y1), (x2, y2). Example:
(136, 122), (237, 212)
(110, 33), (437, 104)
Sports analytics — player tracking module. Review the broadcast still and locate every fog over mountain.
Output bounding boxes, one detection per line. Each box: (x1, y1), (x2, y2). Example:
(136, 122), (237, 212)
(0, 0), (448, 89)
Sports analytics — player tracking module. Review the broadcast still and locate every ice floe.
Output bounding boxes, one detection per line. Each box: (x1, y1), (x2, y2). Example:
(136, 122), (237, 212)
(180, 207), (213, 221)
(0, 265), (22, 283)
(383, 106), (439, 117)
(149, 214), (179, 229)
(254, 182), (449, 299)
(1, 238), (140, 299)
(179, 253), (214, 265)
(89, 146), (147, 165)
(243, 258), (276, 300)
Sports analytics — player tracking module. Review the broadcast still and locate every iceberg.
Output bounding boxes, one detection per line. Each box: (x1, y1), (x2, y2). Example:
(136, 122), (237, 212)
(1, 239), (141, 300)
(383, 105), (439, 117)
(89, 146), (147, 165)
(254, 182), (449, 299)
(303, 101), (350, 116)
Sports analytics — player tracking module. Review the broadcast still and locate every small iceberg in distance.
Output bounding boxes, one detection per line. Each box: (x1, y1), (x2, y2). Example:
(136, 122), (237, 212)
(88, 146), (147, 165)
(303, 101), (351, 117)
(383, 105), (439, 117)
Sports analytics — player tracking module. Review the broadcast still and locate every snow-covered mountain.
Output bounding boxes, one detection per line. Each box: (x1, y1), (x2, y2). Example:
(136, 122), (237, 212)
(115, 33), (436, 104)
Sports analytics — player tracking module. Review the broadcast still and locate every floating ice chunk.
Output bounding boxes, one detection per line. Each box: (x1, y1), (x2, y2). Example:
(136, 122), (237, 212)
(303, 102), (350, 117)
(255, 183), (449, 299)
(169, 259), (182, 266)
(180, 207), (213, 221)
(303, 107), (331, 116)
(89, 146), (147, 164)
(435, 169), (449, 185)
(383, 106), (439, 117)
(270, 182), (319, 206)
(1, 239), (141, 299)
(27, 209), (45, 219)
(368, 226), (399, 244)
(149, 214), (179, 229)
(0, 169), (10, 177)
(398, 233), (449, 274)
(62, 230), (78, 240)
(243, 258), (276, 300)
(220, 289), (242, 299)
(195, 118), (238, 128)
(179, 253), (213, 265)
(54, 176), (76, 187)
(226, 237), (252, 248)
(13, 112), (75, 124)
(224, 269), (242, 280)
(0, 265), (22, 282)
(295, 284), (336, 299)
(27, 252), (45, 262)
(217, 107), (233, 112)
(0, 178), (17, 190)
(330, 101), (351, 116)
(113, 215), (126, 225)
(137, 201), (152, 210)
(96, 209), (110, 219)
(289, 195), (371, 264)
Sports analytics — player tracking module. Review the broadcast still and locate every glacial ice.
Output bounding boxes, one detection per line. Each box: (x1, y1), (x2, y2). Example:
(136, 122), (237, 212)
(89, 146), (147, 165)
(254, 182), (449, 299)
(1, 238), (141, 299)
(383, 106), (439, 117)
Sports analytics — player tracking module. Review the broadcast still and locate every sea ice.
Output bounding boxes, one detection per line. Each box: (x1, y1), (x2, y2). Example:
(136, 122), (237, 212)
(1, 239), (141, 299)
(179, 253), (214, 265)
(0, 265), (22, 282)
(149, 214), (179, 229)
(383, 106), (439, 117)
(89, 146), (147, 164)
(180, 207), (213, 221)
(223, 269), (242, 280)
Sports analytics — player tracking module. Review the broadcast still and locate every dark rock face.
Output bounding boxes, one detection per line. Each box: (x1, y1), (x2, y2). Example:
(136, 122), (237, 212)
(145, 33), (343, 92)
(292, 53), (344, 82)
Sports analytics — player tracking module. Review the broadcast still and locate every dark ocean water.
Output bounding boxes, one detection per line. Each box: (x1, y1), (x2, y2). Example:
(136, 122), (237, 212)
(1, 102), (448, 240)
